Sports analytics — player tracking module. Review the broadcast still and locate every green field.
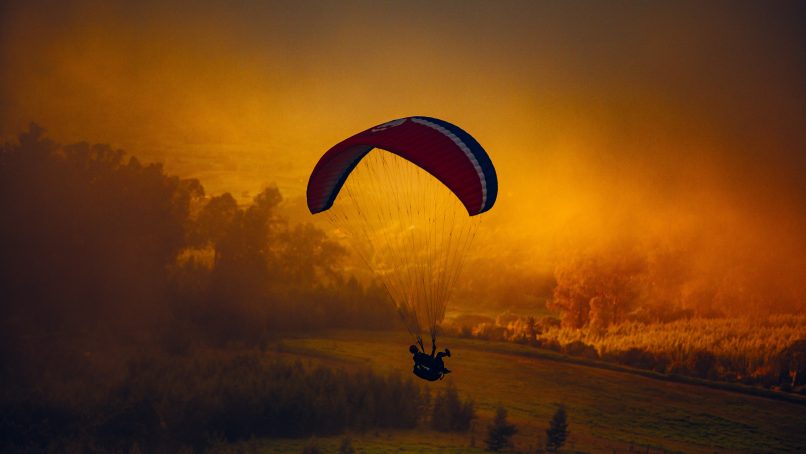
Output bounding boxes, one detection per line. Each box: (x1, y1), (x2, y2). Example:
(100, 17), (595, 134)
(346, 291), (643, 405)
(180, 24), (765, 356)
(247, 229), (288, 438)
(230, 330), (806, 453)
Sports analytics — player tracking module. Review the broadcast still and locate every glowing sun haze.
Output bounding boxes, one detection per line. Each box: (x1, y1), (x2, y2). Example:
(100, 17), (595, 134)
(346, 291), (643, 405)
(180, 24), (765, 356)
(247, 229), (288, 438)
(2, 1), (804, 312)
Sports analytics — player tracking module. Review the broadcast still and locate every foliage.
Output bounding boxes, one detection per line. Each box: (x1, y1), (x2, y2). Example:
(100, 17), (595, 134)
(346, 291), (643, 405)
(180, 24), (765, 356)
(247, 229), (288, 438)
(545, 405), (568, 453)
(484, 405), (517, 451)
(0, 124), (398, 395)
(280, 332), (806, 453)
(0, 354), (430, 451)
(431, 383), (476, 432)
(778, 339), (806, 388)
(563, 340), (599, 360)
(547, 232), (806, 331)
(446, 313), (806, 391)
(549, 249), (644, 329)
(1, 124), (195, 341)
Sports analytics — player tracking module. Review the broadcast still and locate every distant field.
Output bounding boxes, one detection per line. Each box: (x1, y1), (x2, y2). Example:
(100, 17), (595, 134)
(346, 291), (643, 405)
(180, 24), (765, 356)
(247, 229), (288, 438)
(248, 330), (806, 453)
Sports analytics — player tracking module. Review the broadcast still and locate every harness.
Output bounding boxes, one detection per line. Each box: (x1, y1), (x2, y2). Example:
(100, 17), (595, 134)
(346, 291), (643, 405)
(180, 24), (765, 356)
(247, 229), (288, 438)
(413, 362), (443, 381)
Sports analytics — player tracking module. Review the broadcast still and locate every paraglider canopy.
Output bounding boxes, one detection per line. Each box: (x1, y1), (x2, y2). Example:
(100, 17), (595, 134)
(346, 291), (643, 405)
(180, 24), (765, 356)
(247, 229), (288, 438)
(307, 116), (497, 216)
(306, 116), (497, 343)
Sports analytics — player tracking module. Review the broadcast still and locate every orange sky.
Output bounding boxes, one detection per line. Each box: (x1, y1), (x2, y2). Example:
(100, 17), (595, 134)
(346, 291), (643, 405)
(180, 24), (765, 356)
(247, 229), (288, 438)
(2, 1), (804, 309)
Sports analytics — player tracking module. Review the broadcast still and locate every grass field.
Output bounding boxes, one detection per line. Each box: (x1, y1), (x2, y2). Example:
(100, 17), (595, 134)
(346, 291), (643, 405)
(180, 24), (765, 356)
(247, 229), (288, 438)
(242, 330), (806, 453)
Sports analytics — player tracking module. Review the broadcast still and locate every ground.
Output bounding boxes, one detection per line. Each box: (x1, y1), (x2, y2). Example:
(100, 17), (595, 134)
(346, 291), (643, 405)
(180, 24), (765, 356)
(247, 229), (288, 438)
(228, 330), (806, 453)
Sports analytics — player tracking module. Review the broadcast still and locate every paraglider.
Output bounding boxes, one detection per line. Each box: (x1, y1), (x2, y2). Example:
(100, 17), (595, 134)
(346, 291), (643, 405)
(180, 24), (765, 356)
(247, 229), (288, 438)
(307, 116), (497, 381)
(410, 337), (452, 381)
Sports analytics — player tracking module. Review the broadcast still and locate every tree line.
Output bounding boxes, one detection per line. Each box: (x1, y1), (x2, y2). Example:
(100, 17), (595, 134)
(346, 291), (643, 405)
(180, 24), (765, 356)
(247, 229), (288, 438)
(446, 314), (806, 394)
(547, 238), (805, 331)
(0, 124), (485, 451)
(1, 352), (478, 452)
(0, 124), (399, 390)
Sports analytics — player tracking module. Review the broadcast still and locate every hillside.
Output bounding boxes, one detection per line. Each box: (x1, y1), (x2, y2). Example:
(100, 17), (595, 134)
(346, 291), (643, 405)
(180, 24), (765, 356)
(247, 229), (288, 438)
(262, 330), (806, 453)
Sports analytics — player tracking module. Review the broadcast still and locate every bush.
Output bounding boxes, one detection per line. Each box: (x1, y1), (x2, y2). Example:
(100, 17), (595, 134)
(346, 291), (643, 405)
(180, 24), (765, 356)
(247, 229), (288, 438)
(688, 350), (717, 379)
(777, 339), (806, 387)
(542, 339), (562, 353)
(484, 405), (517, 451)
(0, 354), (431, 451)
(612, 348), (657, 370)
(563, 340), (599, 360)
(431, 383), (476, 432)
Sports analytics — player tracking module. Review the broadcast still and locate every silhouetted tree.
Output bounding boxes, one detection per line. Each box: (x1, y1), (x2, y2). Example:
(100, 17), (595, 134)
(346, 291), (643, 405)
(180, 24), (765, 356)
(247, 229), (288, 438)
(193, 192), (238, 257)
(0, 124), (202, 343)
(778, 339), (806, 388)
(0, 124), (403, 394)
(549, 251), (644, 329)
(274, 222), (345, 285)
(484, 405), (517, 451)
(545, 406), (568, 453)
(431, 383), (476, 432)
(526, 315), (538, 344)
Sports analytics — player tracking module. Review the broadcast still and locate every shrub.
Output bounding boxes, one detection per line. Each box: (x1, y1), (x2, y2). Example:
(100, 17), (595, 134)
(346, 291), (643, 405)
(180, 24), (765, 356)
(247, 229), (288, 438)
(542, 339), (562, 353)
(484, 405), (517, 451)
(431, 383), (476, 432)
(777, 339), (806, 387)
(614, 348), (657, 370)
(563, 340), (599, 360)
(0, 354), (432, 451)
(688, 350), (717, 379)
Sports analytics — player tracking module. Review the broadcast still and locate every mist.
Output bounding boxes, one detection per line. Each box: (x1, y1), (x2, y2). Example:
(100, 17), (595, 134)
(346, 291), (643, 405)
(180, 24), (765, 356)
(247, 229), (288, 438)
(2, 1), (804, 316)
(3, 3), (806, 451)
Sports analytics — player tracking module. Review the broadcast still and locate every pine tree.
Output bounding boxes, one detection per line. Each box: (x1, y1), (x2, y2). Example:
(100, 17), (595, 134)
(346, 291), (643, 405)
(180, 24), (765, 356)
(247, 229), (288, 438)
(484, 405), (517, 451)
(545, 406), (569, 453)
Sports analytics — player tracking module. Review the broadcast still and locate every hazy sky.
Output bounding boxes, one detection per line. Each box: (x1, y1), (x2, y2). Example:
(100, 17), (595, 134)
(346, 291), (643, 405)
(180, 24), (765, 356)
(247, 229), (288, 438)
(2, 1), (805, 288)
